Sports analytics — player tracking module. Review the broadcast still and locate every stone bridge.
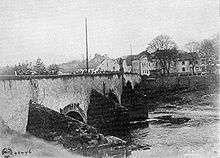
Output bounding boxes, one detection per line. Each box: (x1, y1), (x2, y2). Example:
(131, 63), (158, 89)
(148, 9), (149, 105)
(0, 73), (141, 133)
(60, 103), (87, 123)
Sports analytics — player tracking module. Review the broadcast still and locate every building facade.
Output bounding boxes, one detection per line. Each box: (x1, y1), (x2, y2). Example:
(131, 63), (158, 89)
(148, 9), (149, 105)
(131, 51), (153, 76)
(95, 57), (120, 72)
(176, 52), (200, 74)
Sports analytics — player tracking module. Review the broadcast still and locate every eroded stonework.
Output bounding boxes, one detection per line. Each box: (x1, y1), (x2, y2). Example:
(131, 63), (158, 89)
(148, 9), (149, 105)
(0, 73), (141, 133)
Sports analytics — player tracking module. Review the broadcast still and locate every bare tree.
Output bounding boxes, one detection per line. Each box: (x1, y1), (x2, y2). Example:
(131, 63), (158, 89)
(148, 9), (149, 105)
(184, 41), (200, 74)
(212, 33), (219, 59)
(147, 34), (177, 53)
(185, 40), (200, 53)
(199, 39), (215, 58)
(147, 34), (178, 76)
(199, 37), (219, 73)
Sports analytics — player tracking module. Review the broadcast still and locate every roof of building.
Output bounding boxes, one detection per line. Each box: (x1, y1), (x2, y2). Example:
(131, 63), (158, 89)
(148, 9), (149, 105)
(76, 54), (108, 70)
(178, 52), (199, 61)
(123, 50), (151, 66)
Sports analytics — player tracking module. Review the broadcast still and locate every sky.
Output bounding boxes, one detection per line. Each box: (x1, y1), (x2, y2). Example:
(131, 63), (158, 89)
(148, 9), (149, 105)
(0, 0), (219, 66)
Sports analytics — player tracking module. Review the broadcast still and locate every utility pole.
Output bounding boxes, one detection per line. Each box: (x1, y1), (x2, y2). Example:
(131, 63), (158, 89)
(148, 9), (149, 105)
(85, 17), (89, 73)
(130, 43), (133, 73)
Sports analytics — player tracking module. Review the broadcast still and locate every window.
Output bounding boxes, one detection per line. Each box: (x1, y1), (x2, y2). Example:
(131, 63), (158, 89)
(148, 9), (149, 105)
(182, 61), (185, 65)
(149, 63), (150, 67)
(113, 67), (115, 70)
(182, 67), (185, 72)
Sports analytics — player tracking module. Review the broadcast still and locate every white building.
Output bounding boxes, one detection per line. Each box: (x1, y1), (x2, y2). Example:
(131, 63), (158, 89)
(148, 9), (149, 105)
(95, 57), (120, 72)
(176, 52), (200, 74)
(131, 51), (153, 76)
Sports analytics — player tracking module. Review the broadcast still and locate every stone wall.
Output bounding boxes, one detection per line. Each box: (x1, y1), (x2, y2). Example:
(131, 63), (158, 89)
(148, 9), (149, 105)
(0, 73), (141, 132)
(142, 74), (219, 93)
(0, 79), (31, 133)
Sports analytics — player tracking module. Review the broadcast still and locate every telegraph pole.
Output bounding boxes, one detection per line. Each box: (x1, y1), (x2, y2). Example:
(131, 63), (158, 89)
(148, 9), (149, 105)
(130, 43), (133, 73)
(85, 17), (89, 73)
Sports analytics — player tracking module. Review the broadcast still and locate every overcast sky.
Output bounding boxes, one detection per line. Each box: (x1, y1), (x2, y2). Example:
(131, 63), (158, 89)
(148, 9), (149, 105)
(0, 0), (219, 66)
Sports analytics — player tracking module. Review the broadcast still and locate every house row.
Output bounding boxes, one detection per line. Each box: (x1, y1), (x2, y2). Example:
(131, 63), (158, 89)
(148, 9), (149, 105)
(60, 51), (217, 76)
(121, 50), (217, 76)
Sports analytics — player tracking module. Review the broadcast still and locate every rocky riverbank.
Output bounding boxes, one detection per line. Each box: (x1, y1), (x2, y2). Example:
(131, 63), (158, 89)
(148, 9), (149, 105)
(26, 103), (126, 157)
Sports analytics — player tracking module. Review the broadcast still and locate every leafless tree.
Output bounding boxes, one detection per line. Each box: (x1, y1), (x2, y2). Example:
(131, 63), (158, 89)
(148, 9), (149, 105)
(184, 41), (200, 74)
(147, 34), (178, 76)
(199, 39), (215, 57)
(185, 40), (200, 53)
(199, 37), (219, 73)
(147, 34), (177, 53)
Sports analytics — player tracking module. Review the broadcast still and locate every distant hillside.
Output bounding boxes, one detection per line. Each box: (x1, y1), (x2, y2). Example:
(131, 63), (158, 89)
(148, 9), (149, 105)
(0, 66), (14, 75)
(0, 67), (3, 74)
(58, 54), (109, 73)
(58, 60), (82, 73)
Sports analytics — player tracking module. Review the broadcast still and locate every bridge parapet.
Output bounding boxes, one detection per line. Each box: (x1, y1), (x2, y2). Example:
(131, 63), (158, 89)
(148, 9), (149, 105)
(0, 72), (122, 80)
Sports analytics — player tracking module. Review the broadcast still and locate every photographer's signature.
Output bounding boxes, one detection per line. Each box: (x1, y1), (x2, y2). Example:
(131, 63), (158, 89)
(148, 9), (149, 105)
(2, 147), (31, 158)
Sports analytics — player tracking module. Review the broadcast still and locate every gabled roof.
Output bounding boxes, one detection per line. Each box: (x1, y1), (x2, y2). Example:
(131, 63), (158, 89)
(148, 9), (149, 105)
(76, 54), (108, 69)
(138, 50), (152, 61)
(123, 50), (151, 65)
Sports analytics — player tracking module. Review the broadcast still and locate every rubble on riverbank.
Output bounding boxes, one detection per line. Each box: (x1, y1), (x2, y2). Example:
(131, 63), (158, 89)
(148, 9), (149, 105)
(0, 116), (83, 158)
(26, 103), (126, 156)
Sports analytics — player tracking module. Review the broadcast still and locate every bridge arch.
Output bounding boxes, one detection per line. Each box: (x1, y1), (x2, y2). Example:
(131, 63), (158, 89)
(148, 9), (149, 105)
(60, 103), (86, 123)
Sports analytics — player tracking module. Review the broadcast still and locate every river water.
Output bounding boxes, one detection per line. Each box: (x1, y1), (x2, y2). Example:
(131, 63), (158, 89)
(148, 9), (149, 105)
(86, 90), (220, 158)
